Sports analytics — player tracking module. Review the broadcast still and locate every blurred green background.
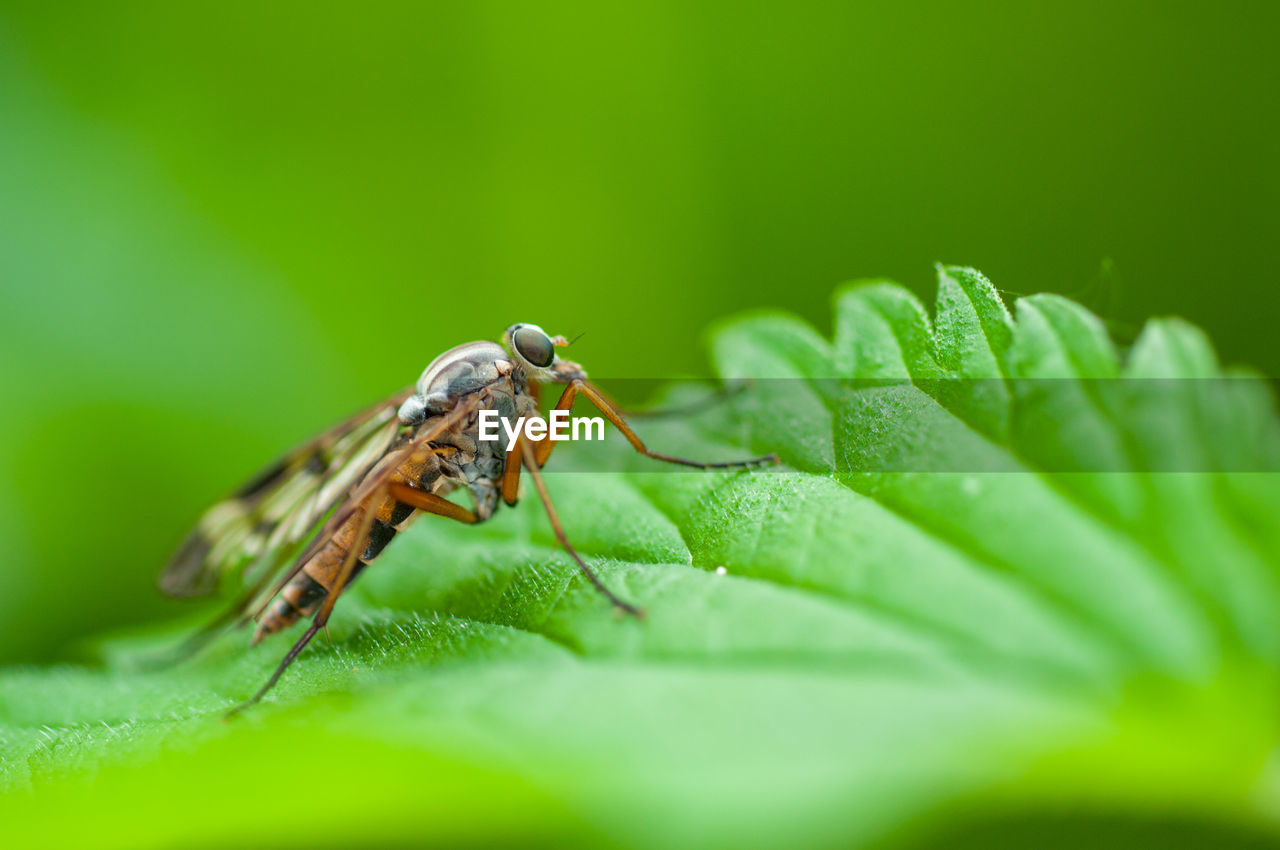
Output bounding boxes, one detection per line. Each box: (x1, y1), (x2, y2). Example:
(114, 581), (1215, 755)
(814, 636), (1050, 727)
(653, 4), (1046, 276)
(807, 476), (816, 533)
(0, 0), (1277, 663)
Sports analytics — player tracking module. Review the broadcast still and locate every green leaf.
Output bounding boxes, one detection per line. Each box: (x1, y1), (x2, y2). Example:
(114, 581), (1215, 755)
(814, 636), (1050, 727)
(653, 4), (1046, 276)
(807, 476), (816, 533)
(4, 267), (1280, 849)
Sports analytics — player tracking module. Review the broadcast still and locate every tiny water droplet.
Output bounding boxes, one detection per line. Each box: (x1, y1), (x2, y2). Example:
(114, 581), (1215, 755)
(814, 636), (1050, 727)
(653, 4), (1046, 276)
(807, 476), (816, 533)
(715, 566), (728, 576)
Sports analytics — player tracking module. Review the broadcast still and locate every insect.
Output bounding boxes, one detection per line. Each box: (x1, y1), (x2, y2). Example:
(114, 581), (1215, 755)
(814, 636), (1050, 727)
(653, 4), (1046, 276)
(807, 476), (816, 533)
(160, 323), (777, 710)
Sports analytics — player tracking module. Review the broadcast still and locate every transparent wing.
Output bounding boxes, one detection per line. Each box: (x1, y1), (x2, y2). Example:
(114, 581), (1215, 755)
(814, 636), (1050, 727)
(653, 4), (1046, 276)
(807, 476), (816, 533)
(158, 389), (412, 598)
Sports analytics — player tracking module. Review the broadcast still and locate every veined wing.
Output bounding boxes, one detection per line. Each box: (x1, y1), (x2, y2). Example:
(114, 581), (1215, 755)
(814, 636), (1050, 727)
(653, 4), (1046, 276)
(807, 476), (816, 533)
(159, 389), (412, 598)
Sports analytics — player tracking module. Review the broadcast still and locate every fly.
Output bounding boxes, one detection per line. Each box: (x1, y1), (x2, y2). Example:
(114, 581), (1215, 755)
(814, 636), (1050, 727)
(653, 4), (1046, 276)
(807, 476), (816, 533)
(159, 323), (777, 711)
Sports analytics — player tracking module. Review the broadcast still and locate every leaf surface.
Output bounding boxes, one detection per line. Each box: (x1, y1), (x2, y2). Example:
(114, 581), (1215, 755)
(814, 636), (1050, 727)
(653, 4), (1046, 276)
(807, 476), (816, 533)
(3, 267), (1279, 849)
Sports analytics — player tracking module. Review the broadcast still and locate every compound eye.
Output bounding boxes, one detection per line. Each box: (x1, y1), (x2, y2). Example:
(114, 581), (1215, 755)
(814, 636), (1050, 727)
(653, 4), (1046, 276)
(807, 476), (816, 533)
(513, 326), (555, 367)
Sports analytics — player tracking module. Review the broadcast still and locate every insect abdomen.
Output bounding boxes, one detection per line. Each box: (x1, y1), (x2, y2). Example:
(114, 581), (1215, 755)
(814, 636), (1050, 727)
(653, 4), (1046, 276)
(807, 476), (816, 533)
(252, 498), (416, 642)
(251, 422), (485, 643)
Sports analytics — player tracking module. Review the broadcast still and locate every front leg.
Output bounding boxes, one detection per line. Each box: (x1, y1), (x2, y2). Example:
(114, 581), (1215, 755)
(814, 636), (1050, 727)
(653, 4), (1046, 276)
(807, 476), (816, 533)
(537, 379), (779, 469)
(517, 439), (643, 617)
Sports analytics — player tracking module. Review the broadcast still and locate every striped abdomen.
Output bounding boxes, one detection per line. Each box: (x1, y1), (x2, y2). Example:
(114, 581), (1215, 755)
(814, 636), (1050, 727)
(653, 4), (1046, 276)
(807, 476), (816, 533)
(252, 444), (460, 642)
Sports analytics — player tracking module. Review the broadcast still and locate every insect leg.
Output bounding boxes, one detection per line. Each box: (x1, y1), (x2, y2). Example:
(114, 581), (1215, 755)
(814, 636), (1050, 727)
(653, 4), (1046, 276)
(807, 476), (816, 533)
(543, 379), (779, 470)
(387, 482), (480, 523)
(517, 438), (643, 618)
(226, 619), (323, 717)
(312, 484), (383, 629)
(534, 385), (579, 466)
(229, 488), (384, 715)
(502, 431), (528, 505)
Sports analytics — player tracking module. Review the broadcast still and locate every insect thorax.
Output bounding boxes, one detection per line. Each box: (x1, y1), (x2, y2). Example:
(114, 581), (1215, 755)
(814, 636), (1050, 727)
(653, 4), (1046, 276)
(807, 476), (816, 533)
(411, 370), (535, 521)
